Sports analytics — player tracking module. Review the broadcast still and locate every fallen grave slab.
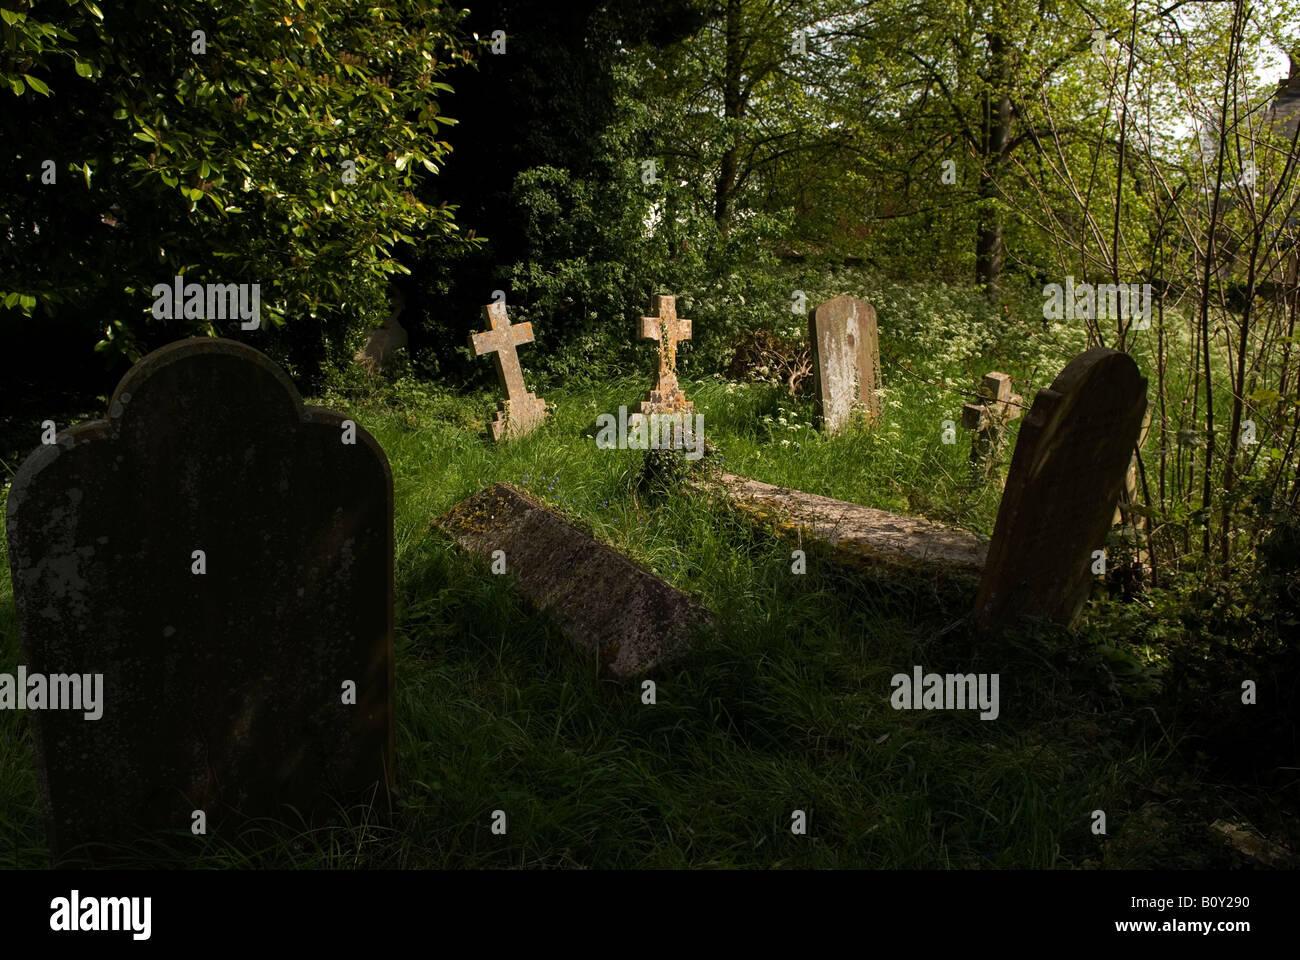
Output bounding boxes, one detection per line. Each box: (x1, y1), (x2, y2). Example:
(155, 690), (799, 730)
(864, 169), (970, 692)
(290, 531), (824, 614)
(701, 472), (988, 586)
(434, 483), (714, 676)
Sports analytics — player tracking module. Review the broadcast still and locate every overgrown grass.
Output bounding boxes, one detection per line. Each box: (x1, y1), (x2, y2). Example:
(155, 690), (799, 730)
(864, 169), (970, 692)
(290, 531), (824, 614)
(0, 366), (1285, 869)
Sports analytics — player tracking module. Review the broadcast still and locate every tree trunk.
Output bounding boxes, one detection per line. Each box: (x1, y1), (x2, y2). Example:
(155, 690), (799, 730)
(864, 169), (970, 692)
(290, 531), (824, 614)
(977, 29), (1010, 299)
(975, 163), (1004, 297)
(714, 0), (745, 234)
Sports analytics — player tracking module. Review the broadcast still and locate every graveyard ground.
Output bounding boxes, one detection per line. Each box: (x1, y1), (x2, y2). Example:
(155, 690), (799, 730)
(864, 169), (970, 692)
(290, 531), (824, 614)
(1, 360), (1294, 869)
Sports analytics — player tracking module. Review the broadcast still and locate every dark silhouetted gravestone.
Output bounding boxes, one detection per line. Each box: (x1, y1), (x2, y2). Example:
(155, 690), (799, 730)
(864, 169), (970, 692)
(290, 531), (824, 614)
(354, 313), (408, 374)
(973, 347), (1147, 631)
(6, 338), (394, 862)
(434, 483), (713, 676)
(808, 295), (881, 433)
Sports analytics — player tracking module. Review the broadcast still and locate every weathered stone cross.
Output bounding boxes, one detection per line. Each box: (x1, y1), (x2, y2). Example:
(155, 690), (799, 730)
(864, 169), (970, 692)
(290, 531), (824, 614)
(1113, 406), (1153, 526)
(961, 372), (1022, 473)
(638, 294), (693, 414)
(470, 302), (548, 441)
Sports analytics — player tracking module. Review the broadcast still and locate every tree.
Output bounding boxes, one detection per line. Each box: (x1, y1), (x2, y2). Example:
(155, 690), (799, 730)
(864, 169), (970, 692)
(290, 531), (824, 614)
(409, 0), (709, 379)
(838, 0), (1139, 296)
(1, 0), (470, 397)
(640, 0), (853, 238)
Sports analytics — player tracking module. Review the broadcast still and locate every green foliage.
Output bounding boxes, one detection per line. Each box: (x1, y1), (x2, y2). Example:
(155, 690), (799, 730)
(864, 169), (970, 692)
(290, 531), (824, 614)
(502, 163), (647, 384)
(0, 0), (102, 96)
(1, 0), (475, 385)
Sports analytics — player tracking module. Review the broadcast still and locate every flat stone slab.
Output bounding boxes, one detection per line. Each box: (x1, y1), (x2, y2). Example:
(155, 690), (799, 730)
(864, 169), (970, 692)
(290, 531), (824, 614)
(702, 472), (988, 586)
(434, 484), (713, 676)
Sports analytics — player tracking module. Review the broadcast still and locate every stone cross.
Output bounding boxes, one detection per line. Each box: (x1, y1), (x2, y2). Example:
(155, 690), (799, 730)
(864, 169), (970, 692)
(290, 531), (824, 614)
(638, 294), (694, 415)
(1113, 407), (1153, 525)
(470, 302), (548, 441)
(961, 372), (1023, 473)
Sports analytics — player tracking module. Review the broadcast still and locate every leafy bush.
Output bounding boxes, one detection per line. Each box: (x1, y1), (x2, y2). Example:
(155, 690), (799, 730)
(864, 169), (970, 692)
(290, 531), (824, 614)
(1, 0), (474, 393)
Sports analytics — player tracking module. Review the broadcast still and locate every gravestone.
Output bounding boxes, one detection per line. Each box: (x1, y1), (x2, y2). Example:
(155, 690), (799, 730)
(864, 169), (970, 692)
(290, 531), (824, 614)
(1113, 406), (1153, 526)
(699, 472), (987, 588)
(808, 295), (881, 433)
(973, 347), (1148, 631)
(6, 338), (395, 862)
(470, 302), (548, 441)
(962, 372), (1023, 476)
(638, 294), (694, 414)
(354, 289), (408, 374)
(435, 483), (713, 676)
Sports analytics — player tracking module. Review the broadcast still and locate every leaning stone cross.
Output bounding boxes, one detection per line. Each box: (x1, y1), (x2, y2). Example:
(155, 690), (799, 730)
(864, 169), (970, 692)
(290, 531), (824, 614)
(470, 302), (548, 441)
(638, 294), (694, 414)
(962, 372), (1022, 472)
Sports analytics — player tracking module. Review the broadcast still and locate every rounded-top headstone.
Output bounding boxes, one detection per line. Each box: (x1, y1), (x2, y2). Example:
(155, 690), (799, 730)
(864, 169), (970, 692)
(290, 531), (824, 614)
(973, 347), (1148, 631)
(5, 338), (394, 863)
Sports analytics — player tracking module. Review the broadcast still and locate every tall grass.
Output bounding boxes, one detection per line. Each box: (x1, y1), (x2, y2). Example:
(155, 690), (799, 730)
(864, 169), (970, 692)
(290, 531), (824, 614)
(0, 367), (1203, 869)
